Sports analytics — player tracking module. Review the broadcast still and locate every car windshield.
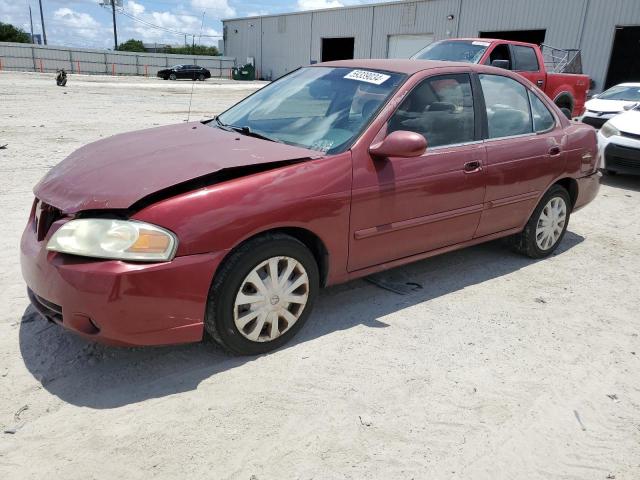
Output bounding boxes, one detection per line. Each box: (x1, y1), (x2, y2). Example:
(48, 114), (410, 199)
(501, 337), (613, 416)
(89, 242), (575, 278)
(412, 40), (489, 63)
(598, 85), (640, 101)
(215, 67), (405, 154)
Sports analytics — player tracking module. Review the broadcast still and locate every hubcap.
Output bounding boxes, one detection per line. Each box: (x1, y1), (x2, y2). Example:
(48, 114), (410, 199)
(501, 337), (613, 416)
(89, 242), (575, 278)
(234, 256), (309, 342)
(535, 196), (567, 250)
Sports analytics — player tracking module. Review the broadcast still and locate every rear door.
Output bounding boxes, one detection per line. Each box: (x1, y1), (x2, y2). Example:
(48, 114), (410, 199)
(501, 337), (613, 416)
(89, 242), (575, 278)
(474, 73), (566, 237)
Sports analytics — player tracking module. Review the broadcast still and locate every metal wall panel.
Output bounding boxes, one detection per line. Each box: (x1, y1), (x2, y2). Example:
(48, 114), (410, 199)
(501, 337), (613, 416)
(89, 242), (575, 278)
(580, 0), (640, 91)
(457, 0), (586, 48)
(224, 19), (262, 69)
(310, 7), (374, 61)
(261, 13), (312, 79)
(371, 0), (459, 57)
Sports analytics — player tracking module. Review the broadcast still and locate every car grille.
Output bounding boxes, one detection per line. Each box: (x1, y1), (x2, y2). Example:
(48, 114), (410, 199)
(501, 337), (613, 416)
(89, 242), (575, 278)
(621, 131), (640, 141)
(605, 143), (640, 174)
(28, 289), (63, 324)
(581, 116), (607, 129)
(33, 199), (63, 241)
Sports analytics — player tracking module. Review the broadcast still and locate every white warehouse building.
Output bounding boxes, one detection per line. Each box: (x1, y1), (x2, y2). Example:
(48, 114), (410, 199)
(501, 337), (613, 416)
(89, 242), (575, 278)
(222, 0), (640, 92)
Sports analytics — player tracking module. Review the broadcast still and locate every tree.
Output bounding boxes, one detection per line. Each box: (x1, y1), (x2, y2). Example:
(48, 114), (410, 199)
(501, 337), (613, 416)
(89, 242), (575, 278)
(117, 39), (146, 52)
(165, 44), (220, 56)
(0, 22), (31, 43)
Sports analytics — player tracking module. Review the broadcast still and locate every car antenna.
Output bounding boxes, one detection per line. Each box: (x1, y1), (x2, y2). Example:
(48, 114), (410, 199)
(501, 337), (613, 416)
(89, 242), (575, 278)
(187, 11), (206, 123)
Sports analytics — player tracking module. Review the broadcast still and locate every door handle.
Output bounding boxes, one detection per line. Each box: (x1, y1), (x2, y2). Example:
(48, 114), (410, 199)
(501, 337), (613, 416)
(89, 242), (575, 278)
(463, 160), (482, 173)
(536, 79), (544, 86)
(549, 146), (561, 156)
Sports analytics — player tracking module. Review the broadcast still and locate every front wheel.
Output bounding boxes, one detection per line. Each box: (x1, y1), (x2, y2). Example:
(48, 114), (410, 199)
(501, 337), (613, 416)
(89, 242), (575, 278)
(205, 234), (319, 355)
(508, 185), (571, 258)
(198, 73), (205, 81)
(169, 73), (177, 81)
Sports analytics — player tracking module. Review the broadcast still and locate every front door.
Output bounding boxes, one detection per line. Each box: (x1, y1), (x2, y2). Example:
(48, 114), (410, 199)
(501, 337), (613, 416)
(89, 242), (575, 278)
(474, 73), (566, 237)
(348, 72), (487, 271)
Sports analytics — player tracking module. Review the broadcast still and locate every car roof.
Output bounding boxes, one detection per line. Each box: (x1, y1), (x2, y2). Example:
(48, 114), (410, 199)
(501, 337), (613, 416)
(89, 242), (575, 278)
(315, 59), (480, 75)
(313, 58), (514, 76)
(615, 82), (640, 87)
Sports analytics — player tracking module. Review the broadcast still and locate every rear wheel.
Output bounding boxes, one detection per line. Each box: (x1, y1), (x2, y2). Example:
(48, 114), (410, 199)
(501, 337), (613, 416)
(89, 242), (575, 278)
(508, 185), (571, 258)
(205, 234), (319, 355)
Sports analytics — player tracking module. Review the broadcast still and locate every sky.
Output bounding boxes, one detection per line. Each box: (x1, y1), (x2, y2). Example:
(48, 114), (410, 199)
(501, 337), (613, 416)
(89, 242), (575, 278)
(0, 0), (395, 50)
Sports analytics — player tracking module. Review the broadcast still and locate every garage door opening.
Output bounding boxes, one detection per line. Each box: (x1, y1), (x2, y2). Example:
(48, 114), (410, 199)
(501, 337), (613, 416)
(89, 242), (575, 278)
(321, 37), (355, 62)
(605, 26), (640, 89)
(387, 34), (435, 58)
(480, 29), (546, 45)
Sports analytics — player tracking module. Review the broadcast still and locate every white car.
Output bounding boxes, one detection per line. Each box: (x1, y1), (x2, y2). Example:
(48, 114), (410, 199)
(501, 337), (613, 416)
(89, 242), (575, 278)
(597, 107), (640, 175)
(580, 82), (640, 129)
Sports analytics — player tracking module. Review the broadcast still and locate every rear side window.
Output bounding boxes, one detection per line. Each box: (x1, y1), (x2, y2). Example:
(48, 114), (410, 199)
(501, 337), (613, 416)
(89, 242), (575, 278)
(479, 74), (533, 138)
(512, 45), (539, 72)
(387, 73), (475, 148)
(529, 91), (556, 132)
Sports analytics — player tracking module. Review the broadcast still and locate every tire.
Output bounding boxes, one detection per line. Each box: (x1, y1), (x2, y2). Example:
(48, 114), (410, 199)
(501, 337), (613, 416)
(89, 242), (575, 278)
(508, 185), (572, 259)
(604, 169), (617, 176)
(169, 73), (177, 81)
(198, 73), (205, 81)
(205, 233), (320, 355)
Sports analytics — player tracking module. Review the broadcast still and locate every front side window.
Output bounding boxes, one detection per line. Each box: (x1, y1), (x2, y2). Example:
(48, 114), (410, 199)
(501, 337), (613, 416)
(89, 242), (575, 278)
(529, 91), (555, 132)
(485, 44), (512, 69)
(479, 74), (533, 138)
(217, 67), (405, 154)
(387, 73), (475, 148)
(513, 45), (539, 72)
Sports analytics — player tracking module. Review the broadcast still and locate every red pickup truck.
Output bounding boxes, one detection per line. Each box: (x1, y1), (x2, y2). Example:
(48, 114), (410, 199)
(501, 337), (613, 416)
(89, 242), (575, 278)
(412, 38), (590, 118)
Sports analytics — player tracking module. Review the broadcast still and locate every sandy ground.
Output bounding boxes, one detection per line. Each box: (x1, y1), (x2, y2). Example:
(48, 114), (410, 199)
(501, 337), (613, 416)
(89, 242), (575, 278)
(0, 71), (639, 480)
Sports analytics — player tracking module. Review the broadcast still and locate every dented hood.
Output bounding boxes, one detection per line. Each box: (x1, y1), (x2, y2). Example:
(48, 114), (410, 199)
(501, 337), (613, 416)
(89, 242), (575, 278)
(35, 123), (321, 213)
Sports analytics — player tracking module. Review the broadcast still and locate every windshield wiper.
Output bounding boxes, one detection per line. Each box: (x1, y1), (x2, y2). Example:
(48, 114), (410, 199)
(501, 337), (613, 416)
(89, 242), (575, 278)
(232, 125), (283, 143)
(215, 117), (282, 144)
(214, 116), (233, 132)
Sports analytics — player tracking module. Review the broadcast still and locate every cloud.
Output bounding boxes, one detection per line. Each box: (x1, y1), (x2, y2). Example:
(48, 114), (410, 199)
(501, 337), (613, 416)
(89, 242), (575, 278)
(119, 5), (221, 47)
(53, 8), (101, 30)
(127, 0), (145, 17)
(190, 0), (236, 18)
(52, 8), (102, 39)
(297, 0), (344, 11)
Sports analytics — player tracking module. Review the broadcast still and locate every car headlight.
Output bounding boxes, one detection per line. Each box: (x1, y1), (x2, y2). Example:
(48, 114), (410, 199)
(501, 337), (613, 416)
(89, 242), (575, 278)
(47, 219), (178, 262)
(600, 121), (620, 138)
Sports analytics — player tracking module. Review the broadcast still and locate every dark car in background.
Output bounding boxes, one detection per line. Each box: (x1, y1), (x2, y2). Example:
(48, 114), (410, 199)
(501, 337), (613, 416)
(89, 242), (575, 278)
(157, 64), (211, 81)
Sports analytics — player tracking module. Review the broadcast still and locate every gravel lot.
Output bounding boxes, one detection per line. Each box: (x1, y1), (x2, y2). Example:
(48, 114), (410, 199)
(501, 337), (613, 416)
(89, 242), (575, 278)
(1, 71), (639, 480)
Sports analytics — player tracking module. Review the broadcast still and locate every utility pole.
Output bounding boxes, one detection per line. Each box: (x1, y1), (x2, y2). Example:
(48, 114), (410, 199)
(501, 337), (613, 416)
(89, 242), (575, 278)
(110, 0), (118, 50)
(29, 6), (35, 43)
(38, 0), (47, 45)
(192, 34), (195, 55)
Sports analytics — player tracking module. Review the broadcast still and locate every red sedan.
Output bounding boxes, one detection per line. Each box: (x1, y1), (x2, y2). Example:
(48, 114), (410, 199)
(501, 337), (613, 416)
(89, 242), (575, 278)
(21, 60), (600, 355)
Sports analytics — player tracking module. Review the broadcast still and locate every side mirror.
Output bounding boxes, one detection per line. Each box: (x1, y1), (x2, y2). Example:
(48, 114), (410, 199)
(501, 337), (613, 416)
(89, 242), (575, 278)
(369, 130), (427, 159)
(491, 59), (510, 70)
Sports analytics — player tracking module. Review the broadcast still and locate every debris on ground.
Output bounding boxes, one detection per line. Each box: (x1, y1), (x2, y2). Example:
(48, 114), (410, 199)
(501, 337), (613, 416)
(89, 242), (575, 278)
(365, 272), (423, 295)
(14, 405), (28, 422)
(573, 410), (587, 431)
(359, 415), (373, 427)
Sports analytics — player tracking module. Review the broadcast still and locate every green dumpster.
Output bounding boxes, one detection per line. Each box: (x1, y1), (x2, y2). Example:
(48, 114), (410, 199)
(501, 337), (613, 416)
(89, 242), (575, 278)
(232, 63), (255, 81)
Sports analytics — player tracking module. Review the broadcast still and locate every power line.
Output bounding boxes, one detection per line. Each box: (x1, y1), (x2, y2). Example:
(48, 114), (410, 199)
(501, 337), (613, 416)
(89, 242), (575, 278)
(103, 6), (222, 39)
